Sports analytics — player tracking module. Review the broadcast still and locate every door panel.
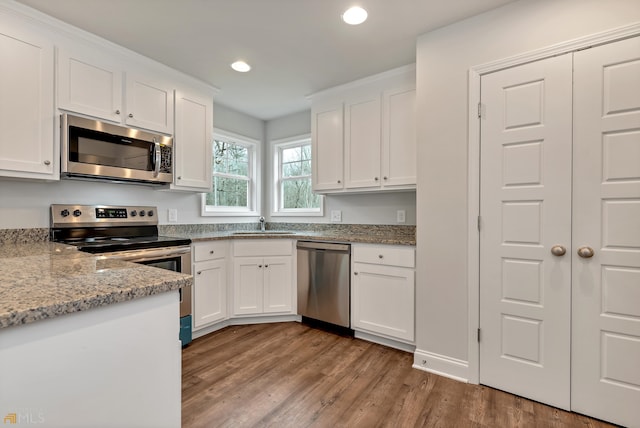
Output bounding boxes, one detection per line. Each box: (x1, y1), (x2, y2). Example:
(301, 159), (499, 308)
(479, 53), (573, 409)
(571, 35), (640, 427)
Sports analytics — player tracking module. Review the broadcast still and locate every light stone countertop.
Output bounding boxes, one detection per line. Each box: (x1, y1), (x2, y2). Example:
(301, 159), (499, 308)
(0, 242), (192, 329)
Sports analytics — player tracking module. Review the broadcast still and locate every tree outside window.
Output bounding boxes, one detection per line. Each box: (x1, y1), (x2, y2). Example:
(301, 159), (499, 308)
(273, 137), (322, 215)
(208, 140), (249, 207)
(202, 132), (259, 216)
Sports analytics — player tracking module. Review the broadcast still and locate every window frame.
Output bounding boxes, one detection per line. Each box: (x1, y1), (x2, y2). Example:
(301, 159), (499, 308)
(271, 134), (323, 217)
(201, 130), (260, 217)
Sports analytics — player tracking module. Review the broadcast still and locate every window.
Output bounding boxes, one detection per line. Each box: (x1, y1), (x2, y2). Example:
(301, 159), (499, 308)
(272, 136), (323, 216)
(202, 131), (259, 216)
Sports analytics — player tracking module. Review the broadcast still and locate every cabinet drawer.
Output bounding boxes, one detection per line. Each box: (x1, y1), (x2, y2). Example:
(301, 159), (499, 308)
(233, 239), (293, 257)
(353, 244), (415, 268)
(193, 241), (228, 262)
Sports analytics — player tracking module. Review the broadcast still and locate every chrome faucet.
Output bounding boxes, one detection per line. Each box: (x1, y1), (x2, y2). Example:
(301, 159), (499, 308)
(259, 216), (265, 232)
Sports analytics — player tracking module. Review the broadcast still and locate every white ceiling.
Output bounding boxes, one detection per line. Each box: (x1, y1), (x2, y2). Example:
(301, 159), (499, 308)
(17, 0), (516, 121)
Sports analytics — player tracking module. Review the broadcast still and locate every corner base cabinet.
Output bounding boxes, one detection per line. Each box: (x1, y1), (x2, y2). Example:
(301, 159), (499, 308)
(351, 244), (415, 343)
(232, 240), (294, 316)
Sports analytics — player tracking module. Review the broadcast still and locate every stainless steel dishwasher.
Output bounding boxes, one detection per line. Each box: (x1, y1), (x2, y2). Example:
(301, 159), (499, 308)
(297, 241), (351, 328)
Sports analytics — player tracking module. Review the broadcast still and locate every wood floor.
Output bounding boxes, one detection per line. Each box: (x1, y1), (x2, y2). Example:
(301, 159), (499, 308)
(182, 322), (614, 428)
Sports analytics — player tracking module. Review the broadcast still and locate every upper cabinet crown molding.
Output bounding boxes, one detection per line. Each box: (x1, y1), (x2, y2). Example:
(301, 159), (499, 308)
(0, 0), (220, 94)
(308, 63), (416, 101)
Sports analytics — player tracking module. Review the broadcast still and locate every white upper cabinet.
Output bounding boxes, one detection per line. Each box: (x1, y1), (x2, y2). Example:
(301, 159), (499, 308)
(311, 101), (344, 191)
(344, 93), (382, 189)
(57, 48), (174, 134)
(310, 65), (416, 194)
(171, 88), (213, 191)
(57, 48), (123, 123)
(382, 85), (416, 188)
(0, 17), (56, 180)
(124, 72), (174, 134)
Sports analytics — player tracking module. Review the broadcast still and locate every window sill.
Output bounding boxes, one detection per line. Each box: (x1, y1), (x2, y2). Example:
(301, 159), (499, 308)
(271, 210), (324, 217)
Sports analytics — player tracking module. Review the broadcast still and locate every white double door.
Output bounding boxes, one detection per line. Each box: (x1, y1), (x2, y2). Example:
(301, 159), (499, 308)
(479, 36), (640, 427)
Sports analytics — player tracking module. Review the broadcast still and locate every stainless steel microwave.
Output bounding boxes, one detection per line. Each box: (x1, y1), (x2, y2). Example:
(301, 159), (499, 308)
(61, 113), (173, 185)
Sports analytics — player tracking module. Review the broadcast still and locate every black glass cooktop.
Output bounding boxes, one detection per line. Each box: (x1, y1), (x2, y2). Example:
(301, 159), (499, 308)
(66, 235), (191, 254)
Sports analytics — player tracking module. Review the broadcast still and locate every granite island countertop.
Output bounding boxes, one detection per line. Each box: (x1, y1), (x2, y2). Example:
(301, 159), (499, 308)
(0, 242), (192, 329)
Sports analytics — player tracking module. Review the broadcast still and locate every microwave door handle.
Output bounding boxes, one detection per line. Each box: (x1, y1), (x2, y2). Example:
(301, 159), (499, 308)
(152, 140), (161, 177)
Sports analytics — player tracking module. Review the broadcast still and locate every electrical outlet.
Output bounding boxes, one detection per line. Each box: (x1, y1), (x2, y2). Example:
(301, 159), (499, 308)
(168, 208), (178, 223)
(330, 210), (342, 222)
(397, 210), (406, 223)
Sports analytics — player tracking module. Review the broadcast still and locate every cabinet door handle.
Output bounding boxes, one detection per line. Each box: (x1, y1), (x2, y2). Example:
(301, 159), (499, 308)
(43, 160), (51, 166)
(354, 272), (358, 275)
(115, 109), (121, 115)
(378, 254), (384, 259)
(383, 176), (388, 180)
(258, 264), (263, 268)
(128, 113), (134, 118)
(197, 271), (202, 275)
(209, 250), (214, 254)
(374, 177), (379, 181)
(337, 180), (341, 184)
(265, 264), (269, 268)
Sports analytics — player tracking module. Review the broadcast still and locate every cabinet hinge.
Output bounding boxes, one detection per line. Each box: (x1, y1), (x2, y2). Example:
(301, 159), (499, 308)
(477, 215), (481, 232)
(477, 328), (481, 342)
(477, 102), (483, 119)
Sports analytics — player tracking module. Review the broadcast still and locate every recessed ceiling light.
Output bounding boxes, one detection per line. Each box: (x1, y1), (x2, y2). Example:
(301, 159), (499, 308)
(231, 61), (251, 72)
(342, 6), (368, 25)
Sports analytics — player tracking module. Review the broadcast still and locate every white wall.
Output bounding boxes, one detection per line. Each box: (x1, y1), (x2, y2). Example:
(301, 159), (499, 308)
(265, 110), (417, 225)
(415, 0), (640, 377)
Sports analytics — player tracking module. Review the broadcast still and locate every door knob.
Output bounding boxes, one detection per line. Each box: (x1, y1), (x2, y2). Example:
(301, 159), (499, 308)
(577, 246), (595, 258)
(550, 245), (566, 256)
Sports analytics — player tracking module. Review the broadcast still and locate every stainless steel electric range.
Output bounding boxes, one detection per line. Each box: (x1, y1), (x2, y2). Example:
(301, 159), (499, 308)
(50, 204), (193, 346)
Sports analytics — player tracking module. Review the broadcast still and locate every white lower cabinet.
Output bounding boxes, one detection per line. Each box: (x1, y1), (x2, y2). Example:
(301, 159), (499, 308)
(232, 240), (294, 316)
(192, 241), (228, 330)
(351, 244), (415, 343)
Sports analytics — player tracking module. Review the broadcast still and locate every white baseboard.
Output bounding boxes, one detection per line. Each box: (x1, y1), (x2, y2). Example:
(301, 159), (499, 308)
(354, 330), (416, 353)
(192, 314), (301, 340)
(413, 349), (470, 383)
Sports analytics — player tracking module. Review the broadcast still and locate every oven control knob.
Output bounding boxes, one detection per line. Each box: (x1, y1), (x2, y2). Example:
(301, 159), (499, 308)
(130, 210), (137, 217)
(147, 210), (154, 217)
(60, 209), (70, 217)
(73, 209), (82, 217)
(139, 210), (146, 217)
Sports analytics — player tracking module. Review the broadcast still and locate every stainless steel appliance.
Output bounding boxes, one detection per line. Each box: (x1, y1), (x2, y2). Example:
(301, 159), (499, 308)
(50, 204), (192, 346)
(61, 114), (173, 185)
(296, 241), (351, 330)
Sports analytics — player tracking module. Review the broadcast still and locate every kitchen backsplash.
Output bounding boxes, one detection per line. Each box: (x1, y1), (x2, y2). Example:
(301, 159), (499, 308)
(160, 222), (416, 238)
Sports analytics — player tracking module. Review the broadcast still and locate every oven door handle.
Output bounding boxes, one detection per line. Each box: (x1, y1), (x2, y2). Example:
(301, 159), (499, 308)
(101, 246), (191, 263)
